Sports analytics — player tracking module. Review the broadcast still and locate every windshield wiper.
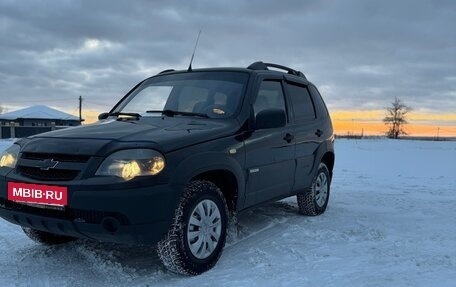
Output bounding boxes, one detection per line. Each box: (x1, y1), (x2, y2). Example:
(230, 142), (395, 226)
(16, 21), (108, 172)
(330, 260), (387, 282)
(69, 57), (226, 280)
(146, 109), (209, 118)
(108, 112), (142, 118)
(99, 112), (142, 120)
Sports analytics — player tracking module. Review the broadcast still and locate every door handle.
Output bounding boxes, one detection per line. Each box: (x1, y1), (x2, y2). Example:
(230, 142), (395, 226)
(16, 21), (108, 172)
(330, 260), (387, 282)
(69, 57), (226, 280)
(283, 133), (294, 143)
(315, 129), (323, 137)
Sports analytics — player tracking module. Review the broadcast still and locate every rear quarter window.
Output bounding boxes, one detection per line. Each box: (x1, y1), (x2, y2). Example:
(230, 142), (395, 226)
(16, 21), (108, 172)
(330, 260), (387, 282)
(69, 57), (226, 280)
(308, 85), (329, 118)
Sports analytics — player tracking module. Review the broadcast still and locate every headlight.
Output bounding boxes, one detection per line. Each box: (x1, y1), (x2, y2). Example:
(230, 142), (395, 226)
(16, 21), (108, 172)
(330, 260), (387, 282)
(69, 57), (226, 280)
(95, 149), (165, 180)
(0, 144), (20, 169)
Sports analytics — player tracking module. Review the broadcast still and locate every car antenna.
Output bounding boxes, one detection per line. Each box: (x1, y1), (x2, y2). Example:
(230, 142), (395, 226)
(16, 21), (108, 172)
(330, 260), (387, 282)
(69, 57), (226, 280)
(188, 29), (202, 72)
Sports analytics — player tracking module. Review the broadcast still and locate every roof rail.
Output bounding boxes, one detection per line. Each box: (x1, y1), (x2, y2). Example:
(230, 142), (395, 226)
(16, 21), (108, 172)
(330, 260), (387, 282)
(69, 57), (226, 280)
(247, 61), (306, 79)
(159, 69), (175, 74)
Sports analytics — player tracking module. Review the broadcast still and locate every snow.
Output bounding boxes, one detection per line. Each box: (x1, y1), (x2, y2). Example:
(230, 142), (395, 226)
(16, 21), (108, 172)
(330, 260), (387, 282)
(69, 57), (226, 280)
(1, 138), (455, 286)
(0, 105), (79, 120)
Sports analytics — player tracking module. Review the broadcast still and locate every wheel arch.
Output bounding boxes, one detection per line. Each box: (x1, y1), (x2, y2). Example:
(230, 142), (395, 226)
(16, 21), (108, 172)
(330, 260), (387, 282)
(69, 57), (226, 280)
(170, 151), (245, 211)
(320, 151), (335, 179)
(192, 169), (238, 212)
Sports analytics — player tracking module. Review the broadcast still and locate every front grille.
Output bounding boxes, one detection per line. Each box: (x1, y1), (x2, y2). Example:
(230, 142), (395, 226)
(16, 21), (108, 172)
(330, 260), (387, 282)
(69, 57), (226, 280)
(18, 166), (80, 181)
(21, 152), (90, 163)
(17, 152), (89, 181)
(1, 199), (130, 225)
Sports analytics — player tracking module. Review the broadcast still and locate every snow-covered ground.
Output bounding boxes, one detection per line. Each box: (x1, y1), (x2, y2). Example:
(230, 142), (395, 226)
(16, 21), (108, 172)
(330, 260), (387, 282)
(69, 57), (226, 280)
(0, 139), (455, 287)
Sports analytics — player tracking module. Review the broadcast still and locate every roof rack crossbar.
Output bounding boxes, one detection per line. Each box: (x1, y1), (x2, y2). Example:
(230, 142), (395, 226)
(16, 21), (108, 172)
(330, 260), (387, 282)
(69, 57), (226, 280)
(247, 61), (306, 79)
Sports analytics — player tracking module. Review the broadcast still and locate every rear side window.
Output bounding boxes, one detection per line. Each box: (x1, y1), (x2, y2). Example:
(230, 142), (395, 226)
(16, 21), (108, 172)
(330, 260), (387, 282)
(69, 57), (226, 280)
(286, 82), (316, 120)
(308, 85), (329, 117)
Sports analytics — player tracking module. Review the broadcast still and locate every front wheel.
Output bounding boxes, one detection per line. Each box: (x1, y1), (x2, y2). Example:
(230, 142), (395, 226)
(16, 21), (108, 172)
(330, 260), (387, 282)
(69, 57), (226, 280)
(157, 180), (228, 275)
(297, 163), (331, 216)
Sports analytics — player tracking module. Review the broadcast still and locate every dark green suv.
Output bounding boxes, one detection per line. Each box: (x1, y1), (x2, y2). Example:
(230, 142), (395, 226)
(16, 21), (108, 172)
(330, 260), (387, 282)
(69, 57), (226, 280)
(0, 61), (335, 275)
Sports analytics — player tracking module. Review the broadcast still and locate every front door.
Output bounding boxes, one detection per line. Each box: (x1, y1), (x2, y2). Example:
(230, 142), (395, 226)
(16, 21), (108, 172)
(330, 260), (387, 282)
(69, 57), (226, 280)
(244, 80), (296, 207)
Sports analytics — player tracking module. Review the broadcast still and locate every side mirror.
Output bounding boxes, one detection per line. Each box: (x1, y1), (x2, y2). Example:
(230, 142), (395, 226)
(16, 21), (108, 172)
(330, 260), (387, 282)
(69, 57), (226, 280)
(255, 109), (286, 130)
(98, 112), (109, 120)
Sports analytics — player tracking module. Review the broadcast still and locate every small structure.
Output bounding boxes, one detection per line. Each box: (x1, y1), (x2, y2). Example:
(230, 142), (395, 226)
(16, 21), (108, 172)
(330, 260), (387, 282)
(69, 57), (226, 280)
(0, 105), (81, 139)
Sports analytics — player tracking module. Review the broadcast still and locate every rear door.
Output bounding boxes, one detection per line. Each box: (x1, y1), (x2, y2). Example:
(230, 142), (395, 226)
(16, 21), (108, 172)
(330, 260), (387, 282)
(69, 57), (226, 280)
(283, 79), (322, 191)
(243, 78), (296, 207)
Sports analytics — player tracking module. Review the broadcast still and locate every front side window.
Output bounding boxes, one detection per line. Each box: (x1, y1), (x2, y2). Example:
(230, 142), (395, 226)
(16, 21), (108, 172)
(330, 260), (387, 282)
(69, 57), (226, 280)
(117, 72), (249, 119)
(253, 81), (286, 116)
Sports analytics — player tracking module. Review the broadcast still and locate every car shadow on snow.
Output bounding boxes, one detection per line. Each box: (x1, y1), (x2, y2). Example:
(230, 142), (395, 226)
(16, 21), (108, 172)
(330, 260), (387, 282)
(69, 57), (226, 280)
(14, 199), (303, 279)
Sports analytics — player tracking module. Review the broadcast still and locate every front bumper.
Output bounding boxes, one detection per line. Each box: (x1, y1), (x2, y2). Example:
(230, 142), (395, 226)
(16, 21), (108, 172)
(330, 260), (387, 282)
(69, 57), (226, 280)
(0, 172), (182, 245)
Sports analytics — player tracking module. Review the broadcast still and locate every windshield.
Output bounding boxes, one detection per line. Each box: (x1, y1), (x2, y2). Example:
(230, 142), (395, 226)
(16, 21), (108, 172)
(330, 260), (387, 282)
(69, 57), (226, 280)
(116, 71), (249, 119)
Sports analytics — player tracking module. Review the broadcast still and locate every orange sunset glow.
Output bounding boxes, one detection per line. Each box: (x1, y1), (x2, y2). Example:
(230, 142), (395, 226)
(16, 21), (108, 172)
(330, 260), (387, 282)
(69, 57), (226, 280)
(79, 108), (456, 138)
(331, 110), (456, 137)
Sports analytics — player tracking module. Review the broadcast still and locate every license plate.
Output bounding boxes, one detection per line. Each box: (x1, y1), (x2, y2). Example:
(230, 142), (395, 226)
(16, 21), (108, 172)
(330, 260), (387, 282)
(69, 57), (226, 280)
(7, 182), (68, 206)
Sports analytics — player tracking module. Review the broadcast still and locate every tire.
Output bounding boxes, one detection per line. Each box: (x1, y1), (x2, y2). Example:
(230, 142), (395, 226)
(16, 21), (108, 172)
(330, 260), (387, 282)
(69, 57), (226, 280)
(157, 180), (228, 275)
(297, 163), (331, 216)
(22, 227), (77, 245)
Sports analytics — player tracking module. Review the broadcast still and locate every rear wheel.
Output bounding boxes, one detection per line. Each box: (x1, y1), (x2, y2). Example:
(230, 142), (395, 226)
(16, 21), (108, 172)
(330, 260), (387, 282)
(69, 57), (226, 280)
(297, 163), (331, 216)
(22, 227), (77, 245)
(157, 180), (228, 275)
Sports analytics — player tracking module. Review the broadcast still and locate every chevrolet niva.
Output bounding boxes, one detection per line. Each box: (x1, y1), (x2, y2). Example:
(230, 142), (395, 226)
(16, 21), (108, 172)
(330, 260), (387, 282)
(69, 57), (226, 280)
(0, 61), (335, 275)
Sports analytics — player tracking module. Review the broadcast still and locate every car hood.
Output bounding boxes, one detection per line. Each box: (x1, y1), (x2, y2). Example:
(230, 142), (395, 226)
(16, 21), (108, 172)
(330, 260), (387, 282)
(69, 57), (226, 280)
(18, 117), (240, 156)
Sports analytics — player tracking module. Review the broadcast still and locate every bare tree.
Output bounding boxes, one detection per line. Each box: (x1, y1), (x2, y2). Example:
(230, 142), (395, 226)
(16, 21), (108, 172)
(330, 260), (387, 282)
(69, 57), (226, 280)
(383, 98), (412, 139)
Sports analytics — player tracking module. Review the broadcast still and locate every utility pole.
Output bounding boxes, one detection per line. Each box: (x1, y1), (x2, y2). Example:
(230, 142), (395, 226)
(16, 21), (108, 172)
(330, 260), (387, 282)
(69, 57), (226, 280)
(437, 127), (440, 141)
(79, 96), (83, 123)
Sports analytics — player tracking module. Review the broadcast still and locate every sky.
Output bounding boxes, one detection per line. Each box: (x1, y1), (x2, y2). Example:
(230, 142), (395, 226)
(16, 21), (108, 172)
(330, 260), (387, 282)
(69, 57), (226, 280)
(0, 0), (455, 136)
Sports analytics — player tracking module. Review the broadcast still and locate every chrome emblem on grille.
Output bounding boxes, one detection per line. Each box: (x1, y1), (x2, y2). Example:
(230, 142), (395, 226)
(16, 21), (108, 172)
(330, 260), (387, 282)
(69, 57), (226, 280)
(35, 159), (59, 170)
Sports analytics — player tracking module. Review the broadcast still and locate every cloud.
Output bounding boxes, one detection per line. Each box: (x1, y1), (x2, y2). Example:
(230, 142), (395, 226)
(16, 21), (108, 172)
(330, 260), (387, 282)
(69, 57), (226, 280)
(0, 0), (455, 118)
